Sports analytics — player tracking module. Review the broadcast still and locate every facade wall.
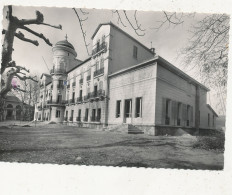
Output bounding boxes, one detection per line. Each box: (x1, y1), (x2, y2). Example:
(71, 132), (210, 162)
(155, 64), (197, 127)
(108, 63), (157, 125)
(108, 25), (154, 75)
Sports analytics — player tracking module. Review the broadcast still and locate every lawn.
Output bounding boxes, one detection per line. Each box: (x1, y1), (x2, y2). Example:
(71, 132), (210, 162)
(0, 122), (224, 170)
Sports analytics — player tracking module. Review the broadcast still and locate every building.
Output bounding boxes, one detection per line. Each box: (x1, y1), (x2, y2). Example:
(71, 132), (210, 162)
(2, 93), (34, 121)
(34, 22), (218, 135)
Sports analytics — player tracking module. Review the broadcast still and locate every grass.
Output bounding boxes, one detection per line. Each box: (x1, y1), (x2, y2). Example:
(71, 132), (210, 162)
(0, 123), (224, 170)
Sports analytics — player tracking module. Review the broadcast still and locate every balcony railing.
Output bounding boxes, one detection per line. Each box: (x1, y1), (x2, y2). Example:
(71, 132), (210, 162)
(72, 82), (76, 87)
(79, 78), (83, 85)
(76, 97), (83, 103)
(57, 84), (64, 89)
(94, 68), (104, 77)
(47, 100), (66, 105)
(86, 75), (91, 81)
(83, 90), (105, 101)
(50, 68), (66, 74)
(92, 42), (107, 57)
(76, 117), (81, 122)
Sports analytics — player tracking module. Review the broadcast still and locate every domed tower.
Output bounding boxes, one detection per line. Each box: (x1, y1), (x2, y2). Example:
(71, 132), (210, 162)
(49, 35), (77, 122)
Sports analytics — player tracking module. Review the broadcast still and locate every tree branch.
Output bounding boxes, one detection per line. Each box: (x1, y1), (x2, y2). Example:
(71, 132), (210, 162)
(15, 31), (39, 46)
(19, 25), (53, 46)
(73, 8), (90, 56)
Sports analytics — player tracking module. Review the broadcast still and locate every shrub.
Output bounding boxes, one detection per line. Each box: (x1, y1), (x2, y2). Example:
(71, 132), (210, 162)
(193, 133), (225, 151)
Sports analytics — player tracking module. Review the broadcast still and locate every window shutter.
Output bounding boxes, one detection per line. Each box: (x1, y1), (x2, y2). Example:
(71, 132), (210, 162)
(162, 98), (166, 125)
(172, 101), (177, 125)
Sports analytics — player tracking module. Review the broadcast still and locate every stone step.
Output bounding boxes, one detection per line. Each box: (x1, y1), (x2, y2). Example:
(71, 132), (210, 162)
(128, 129), (144, 134)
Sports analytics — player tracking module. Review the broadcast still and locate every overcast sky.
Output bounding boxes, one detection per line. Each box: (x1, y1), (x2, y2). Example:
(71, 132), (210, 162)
(2, 5), (225, 114)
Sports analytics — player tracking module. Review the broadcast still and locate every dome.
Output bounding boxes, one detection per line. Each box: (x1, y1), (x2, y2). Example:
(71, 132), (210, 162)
(55, 40), (75, 50)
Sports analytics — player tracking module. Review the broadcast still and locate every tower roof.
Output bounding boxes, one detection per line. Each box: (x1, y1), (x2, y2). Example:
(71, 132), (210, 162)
(55, 40), (75, 50)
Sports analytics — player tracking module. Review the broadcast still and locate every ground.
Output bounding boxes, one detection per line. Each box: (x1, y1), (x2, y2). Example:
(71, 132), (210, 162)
(0, 121), (224, 170)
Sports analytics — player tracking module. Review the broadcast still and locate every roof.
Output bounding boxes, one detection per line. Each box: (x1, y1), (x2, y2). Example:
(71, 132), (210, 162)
(91, 22), (154, 55)
(40, 73), (51, 79)
(109, 55), (209, 91)
(67, 57), (91, 74)
(55, 40), (75, 50)
(6, 95), (21, 103)
(207, 104), (218, 117)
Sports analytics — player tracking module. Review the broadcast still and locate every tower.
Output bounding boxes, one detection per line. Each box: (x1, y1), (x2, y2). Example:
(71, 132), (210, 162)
(49, 36), (77, 122)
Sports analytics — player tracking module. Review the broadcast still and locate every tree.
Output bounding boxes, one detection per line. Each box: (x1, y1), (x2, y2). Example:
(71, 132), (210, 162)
(0, 5), (62, 121)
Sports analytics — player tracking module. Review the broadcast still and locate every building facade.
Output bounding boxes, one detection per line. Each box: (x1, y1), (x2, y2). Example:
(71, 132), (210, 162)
(34, 22), (218, 135)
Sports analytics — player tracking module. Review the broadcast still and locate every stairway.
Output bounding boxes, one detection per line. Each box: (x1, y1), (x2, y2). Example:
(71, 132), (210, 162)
(128, 124), (144, 134)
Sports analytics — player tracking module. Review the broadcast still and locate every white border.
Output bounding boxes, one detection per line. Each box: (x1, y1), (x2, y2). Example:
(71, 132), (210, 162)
(0, 0), (232, 194)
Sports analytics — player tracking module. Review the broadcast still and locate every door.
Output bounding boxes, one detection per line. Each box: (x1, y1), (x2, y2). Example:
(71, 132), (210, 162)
(124, 99), (132, 124)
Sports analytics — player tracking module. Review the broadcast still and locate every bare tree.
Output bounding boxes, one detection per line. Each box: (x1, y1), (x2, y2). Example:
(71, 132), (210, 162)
(180, 14), (229, 114)
(0, 5), (62, 121)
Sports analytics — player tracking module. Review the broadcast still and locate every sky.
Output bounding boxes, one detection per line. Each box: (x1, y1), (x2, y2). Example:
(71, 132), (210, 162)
(1, 5), (225, 114)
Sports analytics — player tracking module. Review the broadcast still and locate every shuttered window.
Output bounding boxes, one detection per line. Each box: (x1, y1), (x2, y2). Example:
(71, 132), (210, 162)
(135, 97), (142, 118)
(116, 100), (121, 118)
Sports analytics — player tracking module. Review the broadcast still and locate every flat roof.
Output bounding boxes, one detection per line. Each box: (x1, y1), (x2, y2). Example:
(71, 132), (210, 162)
(109, 56), (209, 91)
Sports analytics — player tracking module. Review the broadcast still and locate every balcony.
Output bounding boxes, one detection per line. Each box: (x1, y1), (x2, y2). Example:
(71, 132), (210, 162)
(76, 97), (83, 104)
(50, 68), (66, 75)
(84, 90), (105, 102)
(86, 75), (91, 81)
(47, 100), (66, 106)
(79, 78), (83, 85)
(76, 117), (81, 122)
(92, 42), (107, 57)
(94, 68), (104, 78)
(72, 82), (76, 87)
(70, 99), (75, 104)
(57, 84), (64, 89)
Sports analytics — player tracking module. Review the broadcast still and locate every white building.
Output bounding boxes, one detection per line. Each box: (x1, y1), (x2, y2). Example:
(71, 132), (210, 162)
(34, 22), (218, 135)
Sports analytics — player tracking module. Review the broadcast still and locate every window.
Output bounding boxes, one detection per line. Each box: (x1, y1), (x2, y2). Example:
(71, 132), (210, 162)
(102, 35), (105, 43)
(66, 111), (68, 118)
(85, 109), (89, 121)
(94, 85), (98, 96)
(56, 110), (61, 118)
(165, 99), (171, 125)
(92, 109), (96, 121)
(208, 113), (210, 126)
(96, 61), (99, 70)
(177, 103), (181, 125)
(187, 105), (190, 126)
(58, 80), (63, 88)
(199, 111), (200, 125)
(57, 95), (62, 103)
(100, 58), (104, 69)
(78, 109), (81, 118)
(116, 100), (121, 118)
(97, 39), (100, 52)
(97, 109), (101, 121)
(135, 97), (142, 117)
(79, 90), (82, 98)
(133, 46), (138, 59)
(72, 92), (75, 102)
(125, 99), (132, 118)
